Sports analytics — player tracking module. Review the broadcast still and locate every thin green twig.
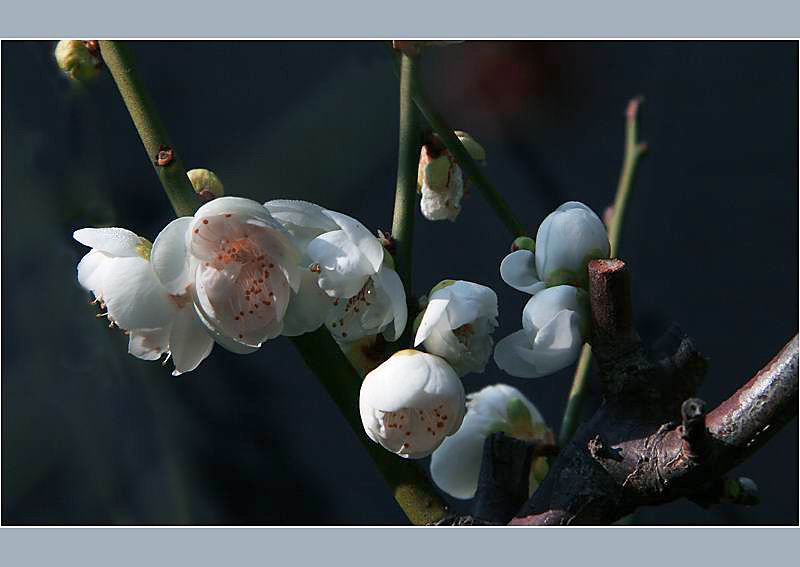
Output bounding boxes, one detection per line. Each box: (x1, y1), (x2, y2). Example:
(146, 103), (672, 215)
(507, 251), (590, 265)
(558, 97), (647, 448)
(391, 51), (420, 291)
(102, 41), (447, 525)
(99, 41), (199, 217)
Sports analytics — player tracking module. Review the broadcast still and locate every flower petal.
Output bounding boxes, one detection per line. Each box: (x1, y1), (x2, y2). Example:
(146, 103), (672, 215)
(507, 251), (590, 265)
(307, 229), (374, 298)
(281, 269), (334, 337)
(264, 199), (339, 250)
(500, 250), (546, 295)
(493, 329), (540, 378)
(151, 217), (194, 294)
(443, 281), (498, 330)
(192, 299), (259, 355)
(76, 250), (112, 296)
(73, 227), (141, 257)
(169, 307), (215, 376)
(430, 414), (490, 499)
(374, 267), (407, 341)
(535, 201), (609, 281)
(101, 256), (175, 330)
(128, 326), (171, 361)
(360, 350), (463, 413)
(414, 297), (449, 346)
(322, 210), (385, 273)
(521, 285), (580, 335)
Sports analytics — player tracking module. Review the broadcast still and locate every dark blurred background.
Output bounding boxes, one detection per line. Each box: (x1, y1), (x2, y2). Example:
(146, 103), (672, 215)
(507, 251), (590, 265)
(1, 41), (797, 525)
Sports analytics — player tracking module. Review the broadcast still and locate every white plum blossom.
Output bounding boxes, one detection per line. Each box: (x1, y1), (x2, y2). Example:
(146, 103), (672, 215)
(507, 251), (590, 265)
(360, 350), (466, 459)
(430, 384), (553, 499)
(417, 131), (485, 222)
(178, 197), (301, 348)
(264, 199), (340, 336)
(493, 285), (588, 378)
(74, 225), (214, 375)
(500, 201), (609, 294)
(413, 280), (498, 376)
(305, 208), (407, 343)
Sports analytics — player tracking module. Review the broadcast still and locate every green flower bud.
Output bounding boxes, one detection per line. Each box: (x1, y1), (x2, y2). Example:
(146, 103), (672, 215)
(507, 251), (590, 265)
(187, 169), (225, 202)
(511, 236), (535, 253)
(55, 40), (101, 82)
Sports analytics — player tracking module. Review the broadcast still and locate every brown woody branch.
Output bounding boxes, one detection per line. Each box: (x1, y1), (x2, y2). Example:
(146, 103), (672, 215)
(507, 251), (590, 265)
(494, 258), (798, 525)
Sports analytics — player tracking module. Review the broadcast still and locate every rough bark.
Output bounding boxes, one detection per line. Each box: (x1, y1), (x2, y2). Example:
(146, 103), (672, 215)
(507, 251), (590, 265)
(442, 258), (798, 525)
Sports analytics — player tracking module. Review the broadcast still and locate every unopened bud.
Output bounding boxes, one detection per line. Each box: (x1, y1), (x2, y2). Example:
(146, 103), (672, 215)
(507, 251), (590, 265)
(511, 236), (535, 253)
(187, 169), (225, 202)
(55, 40), (101, 82)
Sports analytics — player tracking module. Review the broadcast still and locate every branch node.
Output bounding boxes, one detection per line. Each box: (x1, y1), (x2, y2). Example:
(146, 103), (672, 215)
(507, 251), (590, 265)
(679, 397), (708, 460)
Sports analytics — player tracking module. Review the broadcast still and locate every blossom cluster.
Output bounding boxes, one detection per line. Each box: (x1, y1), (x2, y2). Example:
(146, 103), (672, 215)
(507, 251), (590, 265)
(74, 190), (607, 498)
(74, 197), (407, 375)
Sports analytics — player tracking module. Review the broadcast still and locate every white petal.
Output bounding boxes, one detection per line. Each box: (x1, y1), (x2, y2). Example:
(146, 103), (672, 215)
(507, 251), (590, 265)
(467, 383), (545, 425)
(308, 230), (374, 297)
(493, 329), (540, 378)
(374, 267), (407, 341)
(442, 281), (498, 330)
(194, 196), (275, 223)
(495, 311), (583, 379)
(521, 285), (580, 335)
(322, 210), (385, 273)
(536, 201), (609, 281)
(414, 297), (449, 346)
(102, 257), (175, 330)
(76, 250), (112, 296)
(430, 414), (490, 499)
(151, 217), (194, 294)
(264, 199), (339, 250)
(169, 307), (215, 376)
(281, 269), (334, 337)
(360, 350), (463, 413)
(128, 326), (172, 361)
(500, 250), (546, 295)
(73, 227), (141, 257)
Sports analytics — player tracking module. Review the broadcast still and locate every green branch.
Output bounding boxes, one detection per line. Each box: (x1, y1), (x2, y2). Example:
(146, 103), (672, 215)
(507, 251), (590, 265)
(558, 97), (647, 447)
(391, 51), (420, 291)
(100, 41), (199, 217)
(292, 331), (447, 525)
(390, 49), (526, 238)
(102, 40), (447, 525)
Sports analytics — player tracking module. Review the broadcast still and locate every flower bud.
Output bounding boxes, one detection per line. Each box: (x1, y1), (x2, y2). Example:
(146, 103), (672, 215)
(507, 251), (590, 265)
(359, 350), (465, 459)
(511, 236), (535, 253)
(187, 168), (225, 202)
(414, 280), (498, 376)
(417, 131), (485, 222)
(55, 40), (101, 82)
(499, 201), (608, 296)
(430, 384), (553, 499)
(535, 201), (609, 288)
(494, 285), (588, 378)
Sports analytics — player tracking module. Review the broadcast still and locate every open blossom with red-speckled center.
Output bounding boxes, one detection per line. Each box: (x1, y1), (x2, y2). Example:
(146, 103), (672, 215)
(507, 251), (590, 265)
(187, 197), (300, 348)
(359, 349), (465, 459)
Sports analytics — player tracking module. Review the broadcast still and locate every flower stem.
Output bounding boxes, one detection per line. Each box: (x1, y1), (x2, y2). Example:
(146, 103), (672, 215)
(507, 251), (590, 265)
(391, 51), (420, 292)
(390, 50), (526, 239)
(102, 40), (447, 525)
(558, 97), (647, 447)
(99, 41), (199, 217)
